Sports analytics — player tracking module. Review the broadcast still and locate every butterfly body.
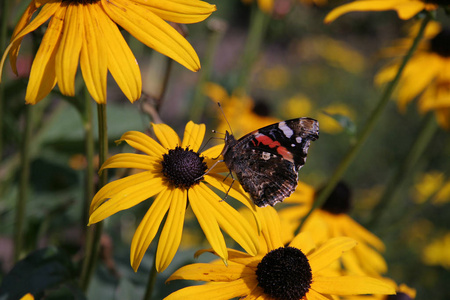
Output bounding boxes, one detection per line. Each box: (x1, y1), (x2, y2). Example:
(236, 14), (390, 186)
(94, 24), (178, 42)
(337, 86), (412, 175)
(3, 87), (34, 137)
(221, 118), (319, 207)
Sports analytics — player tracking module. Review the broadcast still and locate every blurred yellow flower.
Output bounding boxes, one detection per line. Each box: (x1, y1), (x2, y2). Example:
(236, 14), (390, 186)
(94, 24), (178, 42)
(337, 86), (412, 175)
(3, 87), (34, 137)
(282, 94), (313, 119)
(242, 0), (274, 13)
(375, 21), (450, 129)
(280, 182), (388, 276)
(165, 207), (395, 300)
(413, 171), (450, 205)
(204, 82), (280, 137)
(89, 121), (259, 272)
(317, 103), (356, 134)
(258, 65), (290, 90)
(20, 294), (34, 300)
(325, 0), (439, 23)
(0, 0), (216, 104)
(423, 232), (450, 268)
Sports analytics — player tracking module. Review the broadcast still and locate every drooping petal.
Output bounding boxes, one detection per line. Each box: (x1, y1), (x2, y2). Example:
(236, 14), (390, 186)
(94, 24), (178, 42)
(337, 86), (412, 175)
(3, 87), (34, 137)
(118, 131), (166, 158)
(181, 121), (205, 152)
(394, 1), (429, 19)
(96, 2), (142, 102)
(353, 242), (388, 274)
(305, 288), (333, 300)
(102, 0), (200, 71)
(156, 188), (187, 272)
(55, 3), (83, 97)
(133, 0), (216, 24)
(193, 184), (259, 256)
(89, 173), (165, 223)
(3, 1), (59, 77)
(340, 216), (385, 251)
(257, 206), (283, 251)
(152, 122), (181, 150)
(99, 153), (160, 171)
(25, 6), (66, 104)
(131, 188), (172, 271)
(324, 0), (418, 24)
(188, 186), (228, 262)
(164, 279), (253, 300)
(167, 263), (253, 282)
(311, 275), (395, 295)
(195, 248), (261, 267)
(80, 3), (107, 103)
(308, 237), (357, 273)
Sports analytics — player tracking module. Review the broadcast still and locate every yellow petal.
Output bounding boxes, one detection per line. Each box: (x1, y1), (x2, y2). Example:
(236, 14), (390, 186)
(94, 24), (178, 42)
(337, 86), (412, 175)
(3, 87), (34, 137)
(394, 1), (427, 19)
(152, 122), (181, 150)
(133, 0), (216, 24)
(340, 216), (385, 251)
(325, 0), (413, 24)
(55, 4), (83, 97)
(305, 288), (331, 300)
(99, 153), (160, 171)
(189, 186), (228, 261)
(257, 206), (284, 251)
(204, 82), (230, 104)
(118, 131), (166, 158)
(353, 242), (388, 274)
(164, 279), (253, 300)
(156, 188), (187, 272)
(289, 232), (316, 255)
(131, 189), (172, 271)
(2, 1), (59, 78)
(308, 237), (357, 273)
(181, 121), (205, 152)
(193, 184), (259, 256)
(96, 2), (142, 102)
(195, 248), (261, 267)
(25, 6), (66, 104)
(89, 173), (165, 223)
(102, 0), (200, 71)
(311, 275), (395, 295)
(167, 263), (252, 282)
(80, 3), (107, 103)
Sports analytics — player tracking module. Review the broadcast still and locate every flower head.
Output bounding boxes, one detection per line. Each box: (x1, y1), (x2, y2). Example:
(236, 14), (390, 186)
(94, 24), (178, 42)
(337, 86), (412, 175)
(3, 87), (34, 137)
(0, 0), (216, 104)
(325, 0), (441, 23)
(375, 21), (450, 129)
(280, 182), (388, 276)
(165, 207), (395, 299)
(89, 121), (259, 272)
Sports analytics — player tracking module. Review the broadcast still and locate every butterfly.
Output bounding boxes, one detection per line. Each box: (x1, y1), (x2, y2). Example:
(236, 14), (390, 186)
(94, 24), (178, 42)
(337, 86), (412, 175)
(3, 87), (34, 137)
(220, 118), (319, 207)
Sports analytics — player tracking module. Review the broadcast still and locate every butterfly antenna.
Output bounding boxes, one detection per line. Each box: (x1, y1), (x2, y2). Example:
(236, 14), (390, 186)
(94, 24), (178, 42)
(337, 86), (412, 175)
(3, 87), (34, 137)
(217, 102), (233, 135)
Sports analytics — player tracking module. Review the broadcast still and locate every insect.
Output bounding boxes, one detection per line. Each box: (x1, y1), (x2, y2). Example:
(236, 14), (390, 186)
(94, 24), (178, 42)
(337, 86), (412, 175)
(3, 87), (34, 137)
(221, 118), (319, 207)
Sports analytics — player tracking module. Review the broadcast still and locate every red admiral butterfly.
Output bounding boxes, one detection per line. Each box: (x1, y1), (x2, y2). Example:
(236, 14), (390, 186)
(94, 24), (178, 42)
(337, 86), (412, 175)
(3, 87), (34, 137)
(221, 118), (319, 207)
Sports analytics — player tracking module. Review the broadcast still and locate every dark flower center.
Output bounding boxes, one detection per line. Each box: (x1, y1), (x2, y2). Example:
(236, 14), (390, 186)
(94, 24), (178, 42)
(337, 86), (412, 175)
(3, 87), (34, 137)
(320, 181), (352, 215)
(256, 246), (312, 300)
(387, 292), (413, 300)
(161, 146), (207, 189)
(252, 99), (271, 117)
(430, 28), (450, 58)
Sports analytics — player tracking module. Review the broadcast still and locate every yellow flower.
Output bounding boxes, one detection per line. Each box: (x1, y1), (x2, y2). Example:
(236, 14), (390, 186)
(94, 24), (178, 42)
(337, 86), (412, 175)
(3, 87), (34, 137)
(422, 232), (450, 268)
(413, 171), (450, 205)
(279, 182), (388, 276)
(375, 21), (450, 129)
(325, 0), (439, 23)
(20, 294), (34, 300)
(165, 207), (395, 300)
(0, 0), (216, 104)
(242, 0), (274, 13)
(317, 103), (356, 134)
(204, 82), (280, 138)
(89, 121), (259, 272)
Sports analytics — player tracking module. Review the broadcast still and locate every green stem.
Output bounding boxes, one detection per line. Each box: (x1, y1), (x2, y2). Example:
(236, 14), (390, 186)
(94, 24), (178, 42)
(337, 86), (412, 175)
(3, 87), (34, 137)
(80, 103), (108, 291)
(296, 13), (432, 232)
(143, 253), (158, 300)
(367, 112), (438, 228)
(190, 18), (227, 122)
(14, 105), (34, 262)
(236, 7), (269, 92)
(0, 0), (10, 161)
(82, 88), (94, 233)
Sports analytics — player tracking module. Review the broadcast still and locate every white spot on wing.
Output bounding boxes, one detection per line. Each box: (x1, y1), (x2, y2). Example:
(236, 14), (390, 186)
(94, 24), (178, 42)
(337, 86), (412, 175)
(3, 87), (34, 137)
(296, 136), (302, 143)
(279, 121), (294, 138)
(261, 152), (271, 160)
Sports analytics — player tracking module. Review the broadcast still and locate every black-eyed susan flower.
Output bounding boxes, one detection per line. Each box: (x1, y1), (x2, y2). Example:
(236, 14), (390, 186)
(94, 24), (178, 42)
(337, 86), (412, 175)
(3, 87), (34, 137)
(0, 0), (216, 104)
(422, 232), (450, 268)
(165, 207), (395, 300)
(413, 171), (450, 205)
(89, 121), (259, 272)
(204, 82), (280, 137)
(325, 0), (440, 23)
(375, 21), (450, 129)
(279, 182), (388, 276)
